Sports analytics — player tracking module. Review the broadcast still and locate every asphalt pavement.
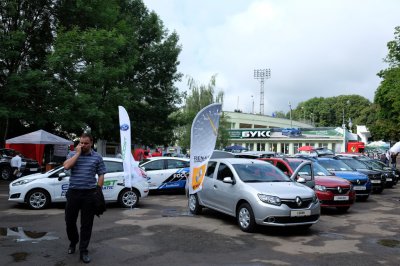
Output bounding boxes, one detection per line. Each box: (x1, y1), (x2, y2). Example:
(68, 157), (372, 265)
(0, 181), (399, 266)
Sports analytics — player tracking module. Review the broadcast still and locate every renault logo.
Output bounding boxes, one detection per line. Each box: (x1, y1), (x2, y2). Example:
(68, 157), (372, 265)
(295, 196), (302, 207)
(337, 186), (342, 193)
(357, 179), (361, 185)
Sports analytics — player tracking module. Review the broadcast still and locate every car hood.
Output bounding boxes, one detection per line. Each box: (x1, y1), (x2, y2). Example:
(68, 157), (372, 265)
(246, 181), (314, 198)
(12, 172), (48, 182)
(355, 169), (381, 175)
(315, 176), (351, 187)
(331, 171), (368, 181)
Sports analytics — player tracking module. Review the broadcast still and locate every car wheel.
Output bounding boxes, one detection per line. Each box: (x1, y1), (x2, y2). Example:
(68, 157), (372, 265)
(118, 188), (139, 208)
(26, 189), (50, 210)
(336, 206), (350, 213)
(237, 203), (256, 233)
(189, 194), (202, 215)
(1, 166), (12, 181)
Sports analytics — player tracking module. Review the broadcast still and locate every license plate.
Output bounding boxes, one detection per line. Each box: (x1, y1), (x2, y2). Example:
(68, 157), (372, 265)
(370, 180), (381, 183)
(290, 210), (311, 217)
(353, 186), (366, 190)
(30, 168), (37, 171)
(334, 195), (349, 201)
(386, 178), (392, 181)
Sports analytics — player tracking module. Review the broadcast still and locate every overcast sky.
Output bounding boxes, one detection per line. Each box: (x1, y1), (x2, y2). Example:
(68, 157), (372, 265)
(142, 0), (399, 116)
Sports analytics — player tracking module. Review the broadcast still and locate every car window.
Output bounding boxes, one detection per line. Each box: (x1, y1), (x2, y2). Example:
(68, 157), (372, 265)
(143, 160), (164, 171)
(104, 161), (123, 173)
(216, 163), (234, 181)
(276, 162), (289, 173)
(318, 159), (352, 171)
(167, 159), (189, 169)
(233, 163), (290, 182)
(206, 161), (217, 178)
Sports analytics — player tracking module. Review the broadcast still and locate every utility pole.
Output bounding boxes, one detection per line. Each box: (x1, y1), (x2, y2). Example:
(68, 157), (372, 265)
(289, 101), (293, 128)
(254, 69), (271, 115)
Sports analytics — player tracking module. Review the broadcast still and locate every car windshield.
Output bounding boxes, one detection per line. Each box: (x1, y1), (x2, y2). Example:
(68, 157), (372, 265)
(233, 163), (291, 182)
(366, 160), (387, 170)
(288, 161), (332, 176)
(317, 159), (353, 171)
(340, 158), (369, 170)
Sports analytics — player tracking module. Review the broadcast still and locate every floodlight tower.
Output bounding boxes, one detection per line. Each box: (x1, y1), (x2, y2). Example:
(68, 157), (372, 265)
(254, 68), (271, 115)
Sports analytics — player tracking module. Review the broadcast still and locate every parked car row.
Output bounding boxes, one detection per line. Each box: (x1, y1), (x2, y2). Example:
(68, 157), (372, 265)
(7, 151), (398, 234)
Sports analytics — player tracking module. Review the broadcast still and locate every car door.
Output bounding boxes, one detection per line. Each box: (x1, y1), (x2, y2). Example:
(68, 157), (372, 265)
(102, 160), (124, 201)
(209, 162), (237, 214)
(51, 167), (71, 202)
(163, 159), (190, 189)
(141, 159), (166, 189)
(200, 161), (217, 207)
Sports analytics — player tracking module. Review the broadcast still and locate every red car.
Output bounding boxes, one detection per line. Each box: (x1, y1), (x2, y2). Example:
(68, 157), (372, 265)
(258, 157), (356, 212)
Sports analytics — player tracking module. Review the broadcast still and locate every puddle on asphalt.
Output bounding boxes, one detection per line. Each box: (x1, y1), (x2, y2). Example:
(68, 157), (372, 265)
(0, 227), (59, 242)
(161, 208), (194, 217)
(377, 239), (400, 248)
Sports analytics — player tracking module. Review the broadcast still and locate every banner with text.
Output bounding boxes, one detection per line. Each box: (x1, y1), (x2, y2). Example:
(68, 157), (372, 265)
(189, 103), (222, 194)
(118, 106), (143, 188)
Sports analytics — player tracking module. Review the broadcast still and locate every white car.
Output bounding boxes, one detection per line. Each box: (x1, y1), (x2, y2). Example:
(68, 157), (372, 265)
(8, 157), (149, 210)
(139, 157), (190, 191)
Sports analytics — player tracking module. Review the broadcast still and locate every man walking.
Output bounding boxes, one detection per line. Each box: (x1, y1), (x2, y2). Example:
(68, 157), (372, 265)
(10, 152), (22, 178)
(63, 133), (106, 263)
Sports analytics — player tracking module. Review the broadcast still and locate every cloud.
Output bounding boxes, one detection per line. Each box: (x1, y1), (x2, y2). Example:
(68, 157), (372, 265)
(143, 0), (399, 114)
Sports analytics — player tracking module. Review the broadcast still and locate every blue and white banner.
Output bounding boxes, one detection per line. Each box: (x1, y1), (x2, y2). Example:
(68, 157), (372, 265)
(189, 103), (222, 194)
(118, 106), (143, 188)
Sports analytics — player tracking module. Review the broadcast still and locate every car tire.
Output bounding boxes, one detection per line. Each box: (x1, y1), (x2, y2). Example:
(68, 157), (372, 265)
(188, 194), (202, 215)
(26, 189), (50, 210)
(118, 188), (140, 208)
(1, 166), (12, 181)
(336, 206), (350, 213)
(237, 203), (256, 233)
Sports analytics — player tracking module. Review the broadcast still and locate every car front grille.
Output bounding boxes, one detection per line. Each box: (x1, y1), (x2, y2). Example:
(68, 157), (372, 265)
(281, 198), (313, 209)
(326, 187), (350, 194)
(319, 200), (353, 205)
(350, 180), (367, 186)
(265, 214), (320, 224)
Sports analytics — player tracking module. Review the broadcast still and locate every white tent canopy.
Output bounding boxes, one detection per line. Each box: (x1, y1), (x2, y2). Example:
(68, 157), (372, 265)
(6, 129), (73, 145)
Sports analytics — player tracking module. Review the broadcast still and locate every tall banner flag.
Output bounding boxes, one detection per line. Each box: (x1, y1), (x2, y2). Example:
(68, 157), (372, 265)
(189, 103), (222, 194)
(118, 106), (143, 188)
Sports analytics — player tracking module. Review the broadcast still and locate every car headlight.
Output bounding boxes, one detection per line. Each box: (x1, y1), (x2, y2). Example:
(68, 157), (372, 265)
(312, 193), (319, 203)
(314, 184), (327, 192)
(12, 179), (34, 186)
(258, 193), (281, 206)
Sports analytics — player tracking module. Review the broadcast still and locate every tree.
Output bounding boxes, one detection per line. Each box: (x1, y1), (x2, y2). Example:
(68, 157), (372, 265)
(0, 0), (54, 145)
(175, 75), (229, 150)
(372, 26), (400, 141)
(48, 0), (183, 145)
(287, 95), (371, 128)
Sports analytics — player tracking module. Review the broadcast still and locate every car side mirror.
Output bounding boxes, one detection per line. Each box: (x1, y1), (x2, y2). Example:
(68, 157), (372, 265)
(58, 172), (66, 181)
(297, 177), (306, 183)
(223, 177), (235, 184)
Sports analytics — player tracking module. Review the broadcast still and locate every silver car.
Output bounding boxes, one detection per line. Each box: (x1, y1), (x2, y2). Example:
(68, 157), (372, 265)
(189, 158), (320, 232)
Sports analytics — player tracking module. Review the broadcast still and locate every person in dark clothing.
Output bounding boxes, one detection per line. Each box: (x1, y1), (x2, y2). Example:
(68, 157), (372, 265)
(391, 152), (398, 169)
(63, 133), (106, 264)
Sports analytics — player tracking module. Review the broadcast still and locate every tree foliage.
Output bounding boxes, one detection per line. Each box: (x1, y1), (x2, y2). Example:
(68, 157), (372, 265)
(287, 95), (372, 130)
(175, 75), (229, 150)
(0, 0), (54, 143)
(0, 0), (183, 147)
(372, 26), (400, 142)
